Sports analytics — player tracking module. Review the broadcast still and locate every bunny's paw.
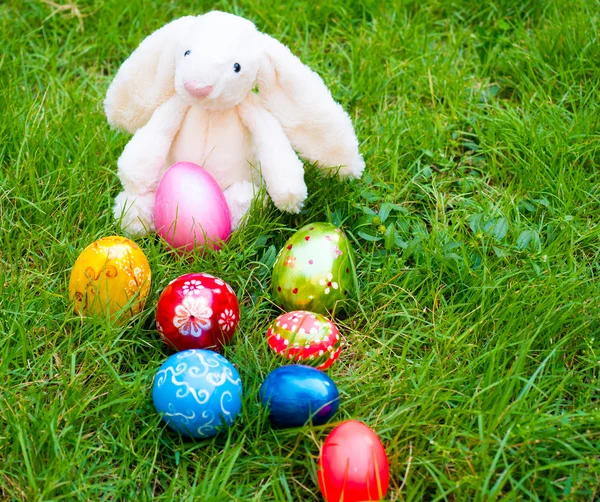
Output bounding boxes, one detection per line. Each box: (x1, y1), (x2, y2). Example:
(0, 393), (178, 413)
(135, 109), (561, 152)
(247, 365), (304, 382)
(113, 191), (156, 236)
(271, 183), (308, 214)
(336, 154), (366, 180)
(223, 181), (263, 229)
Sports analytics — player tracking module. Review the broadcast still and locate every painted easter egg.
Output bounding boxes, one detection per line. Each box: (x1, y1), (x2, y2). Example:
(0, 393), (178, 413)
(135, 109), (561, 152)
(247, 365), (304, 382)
(318, 421), (390, 502)
(267, 311), (342, 370)
(152, 349), (243, 439)
(272, 223), (356, 315)
(260, 365), (339, 428)
(68, 236), (151, 319)
(156, 272), (240, 351)
(154, 162), (232, 252)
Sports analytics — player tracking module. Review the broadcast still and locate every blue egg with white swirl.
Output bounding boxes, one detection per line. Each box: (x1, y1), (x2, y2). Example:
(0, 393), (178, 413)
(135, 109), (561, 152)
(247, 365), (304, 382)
(152, 349), (243, 439)
(260, 365), (339, 428)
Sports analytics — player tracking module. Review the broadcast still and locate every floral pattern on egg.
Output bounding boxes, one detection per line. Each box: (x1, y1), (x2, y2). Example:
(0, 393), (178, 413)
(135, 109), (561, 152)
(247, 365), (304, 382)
(272, 223), (356, 315)
(267, 311), (342, 370)
(156, 272), (240, 351)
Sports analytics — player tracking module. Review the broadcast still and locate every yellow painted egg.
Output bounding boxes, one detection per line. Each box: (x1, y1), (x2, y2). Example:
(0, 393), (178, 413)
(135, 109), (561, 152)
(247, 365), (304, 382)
(68, 236), (151, 319)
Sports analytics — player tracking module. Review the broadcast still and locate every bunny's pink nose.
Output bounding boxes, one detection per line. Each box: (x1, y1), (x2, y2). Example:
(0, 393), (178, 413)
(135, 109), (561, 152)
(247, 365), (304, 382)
(184, 81), (213, 98)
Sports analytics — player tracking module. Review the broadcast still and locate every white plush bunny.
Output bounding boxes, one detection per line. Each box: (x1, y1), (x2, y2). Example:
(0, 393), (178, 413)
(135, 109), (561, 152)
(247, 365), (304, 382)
(105, 11), (365, 236)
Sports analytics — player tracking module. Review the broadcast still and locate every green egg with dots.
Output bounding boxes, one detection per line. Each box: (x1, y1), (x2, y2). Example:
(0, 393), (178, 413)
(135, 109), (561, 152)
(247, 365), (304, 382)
(272, 223), (357, 315)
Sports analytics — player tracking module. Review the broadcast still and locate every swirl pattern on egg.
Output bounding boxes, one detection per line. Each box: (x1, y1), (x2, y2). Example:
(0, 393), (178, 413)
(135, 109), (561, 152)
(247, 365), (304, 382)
(152, 349), (243, 439)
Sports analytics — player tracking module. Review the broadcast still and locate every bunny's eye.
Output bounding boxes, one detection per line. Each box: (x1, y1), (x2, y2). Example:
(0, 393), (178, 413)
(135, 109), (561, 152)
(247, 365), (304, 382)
(233, 63), (241, 73)
(184, 50), (191, 57)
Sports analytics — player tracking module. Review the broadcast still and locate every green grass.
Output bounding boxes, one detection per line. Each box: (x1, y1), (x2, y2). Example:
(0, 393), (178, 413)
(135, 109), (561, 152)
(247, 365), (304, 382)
(1, 0), (599, 499)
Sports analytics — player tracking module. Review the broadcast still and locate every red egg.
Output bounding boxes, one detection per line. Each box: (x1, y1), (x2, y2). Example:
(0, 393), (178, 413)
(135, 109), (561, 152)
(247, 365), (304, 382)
(318, 421), (390, 502)
(267, 311), (342, 370)
(156, 273), (240, 351)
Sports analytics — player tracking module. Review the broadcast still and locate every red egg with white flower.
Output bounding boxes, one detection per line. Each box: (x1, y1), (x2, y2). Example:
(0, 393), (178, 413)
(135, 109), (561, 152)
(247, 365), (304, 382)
(156, 273), (240, 351)
(267, 311), (342, 370)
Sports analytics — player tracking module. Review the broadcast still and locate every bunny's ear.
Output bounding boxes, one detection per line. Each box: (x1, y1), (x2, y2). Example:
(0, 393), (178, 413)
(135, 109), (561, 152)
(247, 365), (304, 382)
(256, 34), (365, 178)
(104, 16), (195, 134)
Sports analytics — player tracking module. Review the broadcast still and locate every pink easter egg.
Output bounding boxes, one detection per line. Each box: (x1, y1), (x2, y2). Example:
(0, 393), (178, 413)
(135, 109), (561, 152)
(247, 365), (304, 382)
(154, 162), (232, 252)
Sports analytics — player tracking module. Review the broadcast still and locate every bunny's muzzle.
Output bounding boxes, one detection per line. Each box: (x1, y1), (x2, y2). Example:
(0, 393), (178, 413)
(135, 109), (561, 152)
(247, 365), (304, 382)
(184, 81), (214, 98)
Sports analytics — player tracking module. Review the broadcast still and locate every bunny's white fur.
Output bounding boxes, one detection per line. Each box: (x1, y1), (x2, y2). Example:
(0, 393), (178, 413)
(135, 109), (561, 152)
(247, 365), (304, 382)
(105, 11), (364, 235)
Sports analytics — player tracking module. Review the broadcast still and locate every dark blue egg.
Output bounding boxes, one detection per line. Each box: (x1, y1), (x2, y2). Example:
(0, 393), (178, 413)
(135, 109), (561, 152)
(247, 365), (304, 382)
(260, 365), (339, 428)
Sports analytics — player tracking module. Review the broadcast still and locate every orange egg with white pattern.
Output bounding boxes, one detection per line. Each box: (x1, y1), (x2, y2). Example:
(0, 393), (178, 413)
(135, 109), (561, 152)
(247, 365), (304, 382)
(68, 236), (151, 319)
